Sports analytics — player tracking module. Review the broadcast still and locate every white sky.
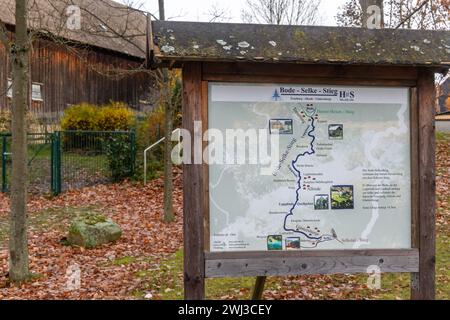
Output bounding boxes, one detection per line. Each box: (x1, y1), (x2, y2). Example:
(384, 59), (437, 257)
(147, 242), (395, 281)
(135, 0), (348, 26)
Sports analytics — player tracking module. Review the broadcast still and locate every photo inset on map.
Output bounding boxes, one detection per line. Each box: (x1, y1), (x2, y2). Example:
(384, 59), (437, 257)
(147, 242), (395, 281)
(328, 124), (344, 140)
(267, 235), (283, 250)
(330, 185), (354, 210)
(285, 237), (301, 250)
(269, 119), (293, 134)
(314, 194), (329, 210)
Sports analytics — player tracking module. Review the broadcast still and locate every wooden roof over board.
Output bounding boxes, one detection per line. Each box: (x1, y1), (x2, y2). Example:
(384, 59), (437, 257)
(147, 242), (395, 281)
(150, 20), (450, 70)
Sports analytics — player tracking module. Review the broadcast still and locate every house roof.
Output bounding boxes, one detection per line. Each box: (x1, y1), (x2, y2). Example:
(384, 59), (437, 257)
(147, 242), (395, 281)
(151, 21), (450, 69)
(0, 0), (147, 59)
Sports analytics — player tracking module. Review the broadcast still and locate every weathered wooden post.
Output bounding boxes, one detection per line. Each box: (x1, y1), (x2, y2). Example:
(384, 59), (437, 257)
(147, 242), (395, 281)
(411, 69), (437, 300)
(149, 20), (448, 301)
(252, 276), (267, 300)
(182, 62), (206, 299)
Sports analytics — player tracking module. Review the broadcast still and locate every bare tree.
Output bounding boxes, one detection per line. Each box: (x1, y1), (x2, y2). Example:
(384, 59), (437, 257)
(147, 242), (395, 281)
(0, 0), (31, 283)
(206, 3), (232, 23)
(337, 0), (449, 99)
(241, 0), (321, 25)
(157, 0), (175, 223)
(0, 0), (160, 282)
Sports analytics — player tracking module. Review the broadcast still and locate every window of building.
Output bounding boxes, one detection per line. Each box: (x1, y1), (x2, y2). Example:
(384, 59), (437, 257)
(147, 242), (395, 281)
(31, 83), (43, 101)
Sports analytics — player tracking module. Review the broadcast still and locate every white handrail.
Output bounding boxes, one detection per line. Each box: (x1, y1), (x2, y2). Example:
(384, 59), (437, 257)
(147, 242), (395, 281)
(144, 128), (181, 184)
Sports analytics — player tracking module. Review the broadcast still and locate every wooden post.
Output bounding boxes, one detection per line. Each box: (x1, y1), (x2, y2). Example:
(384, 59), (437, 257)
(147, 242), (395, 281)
(252, 276), (266, 300)
(182, 62), (205, 300)
(411, 69), (436, 300)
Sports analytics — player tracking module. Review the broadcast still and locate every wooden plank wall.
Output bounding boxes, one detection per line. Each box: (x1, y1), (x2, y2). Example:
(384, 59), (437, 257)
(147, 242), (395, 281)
(0, 30), (151, 122)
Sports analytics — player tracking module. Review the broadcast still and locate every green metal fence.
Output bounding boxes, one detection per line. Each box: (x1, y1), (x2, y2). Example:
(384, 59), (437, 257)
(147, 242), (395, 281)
(1, 131), (136, 195)
(1, 133), (10, 193)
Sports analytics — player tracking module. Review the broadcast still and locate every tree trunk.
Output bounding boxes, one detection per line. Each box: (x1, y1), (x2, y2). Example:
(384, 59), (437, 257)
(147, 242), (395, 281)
(163, 69), (174, 223)
(9, 0), (30, 283)
(159, 0), (174, 223)
(158, 0), (166, 21)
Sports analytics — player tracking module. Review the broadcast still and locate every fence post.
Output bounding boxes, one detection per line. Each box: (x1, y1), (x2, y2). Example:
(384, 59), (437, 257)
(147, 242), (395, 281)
(130, 130), (136, 177)
(51, 133), (55, 194)
(51, 132), (62, 195)
(1, 135), (6, 193)
(56, 132), (62, 195)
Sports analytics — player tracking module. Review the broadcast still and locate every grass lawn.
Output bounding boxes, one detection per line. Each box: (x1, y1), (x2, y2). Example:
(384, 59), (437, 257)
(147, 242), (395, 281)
(132, 232), (448, 300)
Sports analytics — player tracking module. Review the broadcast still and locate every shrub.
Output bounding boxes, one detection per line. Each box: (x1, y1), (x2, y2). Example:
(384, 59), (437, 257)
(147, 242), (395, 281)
(0, 109), (40, 132)
(60, 102), (135, 155)
(0, 110), (11, 132)
(61, 103), (98, 131)
(97, 102), (134, 131)
(133, 72), (182, 182)
(171, 78), (182, 129)
(105, 133), (134, 182)
(132, 109), (164, 181)
(60, 102), (134, 132)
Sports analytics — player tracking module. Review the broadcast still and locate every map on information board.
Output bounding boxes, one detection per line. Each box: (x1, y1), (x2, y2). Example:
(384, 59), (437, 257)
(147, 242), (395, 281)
(208, 83), (411, 251)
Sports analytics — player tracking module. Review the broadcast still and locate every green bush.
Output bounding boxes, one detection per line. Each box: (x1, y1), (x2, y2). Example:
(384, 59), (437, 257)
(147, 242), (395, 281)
(60, 102), (135, 154)
(97, 102), (134, 131)
(61, 103), (98, 131)
(105, 133), (134, 182)
(0, 109), (40, 132)
(133, 73), (182, 182)
(133, 107), (165, 180)
(61, 102), (134, 131)
(0, 110), (11, 132)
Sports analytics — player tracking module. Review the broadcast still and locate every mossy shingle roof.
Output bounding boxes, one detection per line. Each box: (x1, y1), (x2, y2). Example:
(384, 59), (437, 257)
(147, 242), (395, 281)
(151, 21), (450, 68)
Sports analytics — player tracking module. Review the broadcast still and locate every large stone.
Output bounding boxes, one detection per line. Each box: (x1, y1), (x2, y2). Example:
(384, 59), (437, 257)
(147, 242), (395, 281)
(67, 214), (122, 248)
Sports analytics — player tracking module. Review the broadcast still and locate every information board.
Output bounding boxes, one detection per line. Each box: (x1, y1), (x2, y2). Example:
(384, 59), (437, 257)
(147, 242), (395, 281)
(208, 83), (411, 252)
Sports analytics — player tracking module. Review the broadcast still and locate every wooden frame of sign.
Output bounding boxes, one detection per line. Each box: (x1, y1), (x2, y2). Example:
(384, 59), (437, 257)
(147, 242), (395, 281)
(181, 61), (436, 300)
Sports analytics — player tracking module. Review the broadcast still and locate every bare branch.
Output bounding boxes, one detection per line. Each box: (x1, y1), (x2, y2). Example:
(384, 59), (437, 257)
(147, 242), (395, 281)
(337, 0), (449, 29)
(207, 4), (232, 23)
(241, 0), (322, 25)
(395, 0), (430, 29)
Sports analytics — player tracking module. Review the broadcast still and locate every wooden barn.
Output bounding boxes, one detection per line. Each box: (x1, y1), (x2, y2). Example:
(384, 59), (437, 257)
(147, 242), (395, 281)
(0, 0), (152, 123)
